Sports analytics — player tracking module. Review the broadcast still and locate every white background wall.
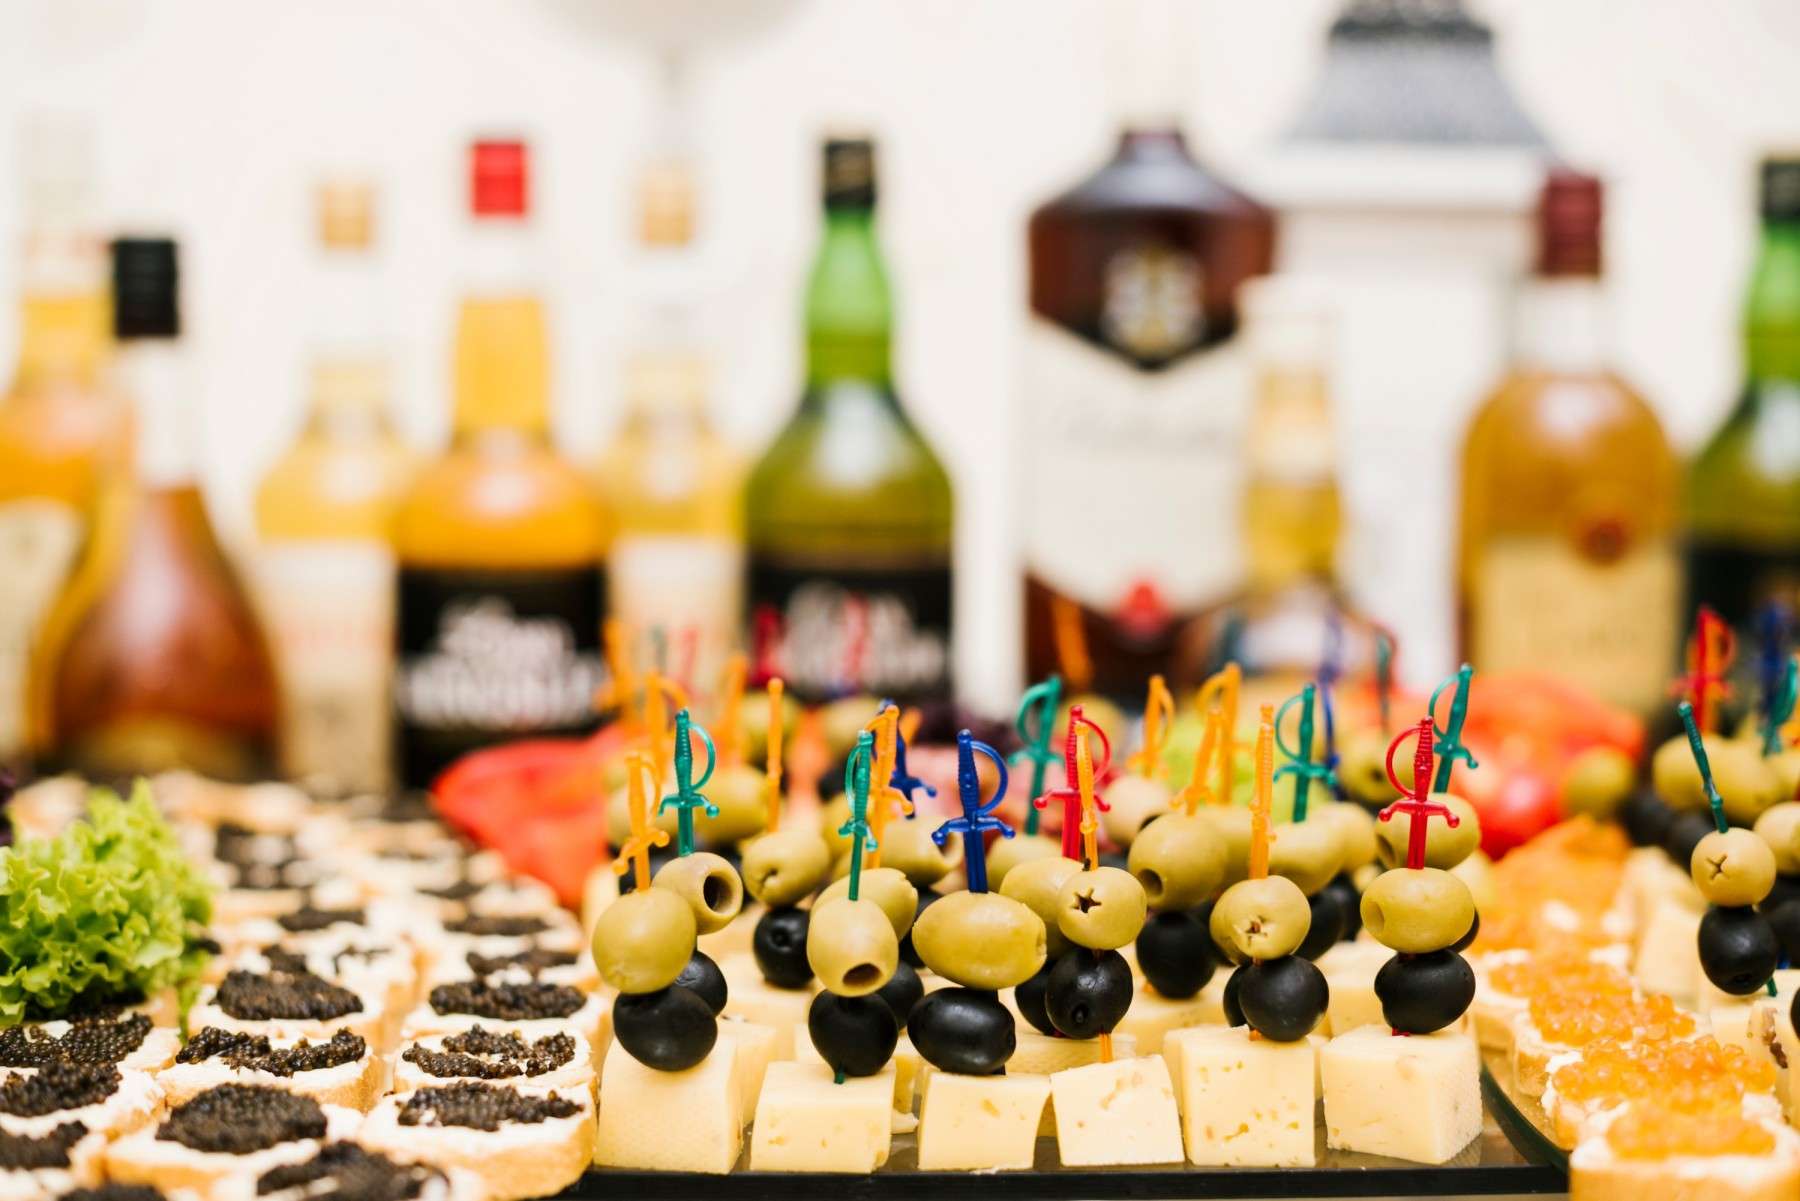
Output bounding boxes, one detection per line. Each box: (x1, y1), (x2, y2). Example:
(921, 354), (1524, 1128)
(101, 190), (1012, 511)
(1, 0), (1797, 710)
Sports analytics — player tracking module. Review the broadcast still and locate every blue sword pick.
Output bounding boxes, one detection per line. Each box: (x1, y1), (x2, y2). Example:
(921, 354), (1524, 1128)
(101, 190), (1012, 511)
(933, 729), (1012, 894)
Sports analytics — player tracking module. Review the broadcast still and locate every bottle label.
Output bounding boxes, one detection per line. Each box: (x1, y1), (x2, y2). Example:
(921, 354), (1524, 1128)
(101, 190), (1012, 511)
(747, 556), (951, 703)
(609, 535), (742, 696)
(0, 499), (81, 763)
(1472, 534), (1681, 714)
(250, 541), (394, 795)
(394, 564), (606, 787)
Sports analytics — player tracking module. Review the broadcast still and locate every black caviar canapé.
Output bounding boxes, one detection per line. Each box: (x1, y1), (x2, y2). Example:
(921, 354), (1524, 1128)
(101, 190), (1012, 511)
(57, 1185), (169, 1201)
(441, 914), (550, 938)
(0, 1119), (87, 1169)
(176, 1027), (366, 1076)
(0, 1013), (151, 1068)
(276, 906), (366, 933)
(465, 947), (577, 977)
(402, 1027), (576, 1080)
(395, 1081), (579, 1132)
(155, 1083), (326, 1154)
(256, 1141), (445, 1201)
(215, 970), (362, 1022)
(0, 1063), (121, 1116)
(426, 980), (582, 1021)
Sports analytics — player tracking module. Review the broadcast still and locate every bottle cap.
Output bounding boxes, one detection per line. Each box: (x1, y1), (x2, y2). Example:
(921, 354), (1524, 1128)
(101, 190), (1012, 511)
(1761, 157), (1800, 224)
(317, 178), (375, 250)
(821, 137), (876, 209)
(470, 138), (528, 218)
(111, 237), (179, 339)
(1537, 168), (1603, 278)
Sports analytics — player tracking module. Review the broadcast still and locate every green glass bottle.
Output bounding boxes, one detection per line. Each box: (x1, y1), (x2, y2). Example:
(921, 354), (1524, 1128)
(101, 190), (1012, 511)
(744, 137), (953, 703)
(1687, 158), (1800, 634)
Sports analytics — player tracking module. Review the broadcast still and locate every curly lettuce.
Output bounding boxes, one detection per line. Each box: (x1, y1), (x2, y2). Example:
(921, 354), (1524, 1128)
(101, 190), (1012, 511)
(0, 781), (213, 1025)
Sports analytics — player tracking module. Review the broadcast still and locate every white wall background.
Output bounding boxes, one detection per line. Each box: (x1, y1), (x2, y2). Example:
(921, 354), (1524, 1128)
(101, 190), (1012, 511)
(1, 0), (1797, 710)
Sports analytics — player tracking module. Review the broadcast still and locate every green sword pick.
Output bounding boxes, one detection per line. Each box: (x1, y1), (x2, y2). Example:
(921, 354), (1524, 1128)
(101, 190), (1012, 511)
(1275, 682), (1336, 823)
(1429, 664), (1478, 794)
(1012, 675), (1062, 837)
(841, 731), (879, 904)
(1763, 657), (1798, 757)
(657, 708), (718, 857)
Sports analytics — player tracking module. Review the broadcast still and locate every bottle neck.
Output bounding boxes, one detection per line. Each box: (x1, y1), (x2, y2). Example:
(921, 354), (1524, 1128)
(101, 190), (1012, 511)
(119, 338), (195, 488)
(1243, 363), (1340, 590)
(1747, 220), (1800, 383)
(1514, 276), (1608, 374)
(804, 205), (892, 393)
(14, 229), (109, 387)
(453, 219), (549, 435)
(622, 351), (710, 431)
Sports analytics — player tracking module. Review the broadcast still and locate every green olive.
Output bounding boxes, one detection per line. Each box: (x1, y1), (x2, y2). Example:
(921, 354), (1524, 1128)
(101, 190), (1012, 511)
(986, 831), (1060, 892)
(1128, 812), (1227, 911)
(818, 867), (919, 940)
(1768, 751), (1800, 811)
(910, 890), (1046, 990)
(591, 888), (697, 993)
(806, 898), (898, 996)
(821, 696), (880, 758)
(652, 851), (744, 934)
(1755, 803), (1800, 875)
(736, 687), (801, 767)
(1338, 728), (1401, 807)
(1055, 866), (1148, 951)
(1691, 827), (1777, 908)
(999, 854), (1084, 957)
(1360, 867), (1475, 954)
(740, 827), (832, 907)
(1373, 794), (1480, 870)
(1268, 818), (1344, 896)
(1560, 746), (1637, 820)
(819, 795), (854, 860)
(1653, 733), (1779, 822)
(1318, 801), (1379, 873)
(874, 818), (961, 888)
(1210, 875), (1310, 961)
(1451, 849), (1497, 914)
(607, 781), (679, 846)
(1720, 744), (1782, 826)
(1100, 777), (1174, 849)
(1201, 805), (1253, 889)
(697, 763), (769, 845)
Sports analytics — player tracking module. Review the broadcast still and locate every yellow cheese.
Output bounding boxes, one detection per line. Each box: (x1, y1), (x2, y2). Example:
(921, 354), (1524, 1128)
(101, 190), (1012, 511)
(1117, 985), (1221, 1053)
(698, 904), (762, 962)
(579, 866), (620, 938)
(1632, 896), (1702, 1005)
(718, 950), (813, 1057)
(1321, 1025), (1481, 1164)
(717, 1019), (780, 1125)
(795, 1029), (921, 1123)
(1048, 1055), (1183, 1166)
(1009, 1030), (1139, 1135)
(1165, 1025), (1315, 1167)
(915, 1071), (1049, 1171)
(748, 1060), (894, 1172)
(1752, 994), (1800, 1123)
(593, 1039), (742, 1173)
(1318, 942), (1390, 1037)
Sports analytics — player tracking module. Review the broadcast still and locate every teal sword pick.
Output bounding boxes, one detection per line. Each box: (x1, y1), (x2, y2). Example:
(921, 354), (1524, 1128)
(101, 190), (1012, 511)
(1012, 675), (1062, 837)
(1274, 682), (1336, 823)
(657, 708), (718, 857)
(1429, 664), (1478, 794)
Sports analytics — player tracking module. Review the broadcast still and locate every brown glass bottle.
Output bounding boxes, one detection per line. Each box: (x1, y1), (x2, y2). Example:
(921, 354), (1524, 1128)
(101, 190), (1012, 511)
(1022, 126), (1275, 700)
(32, 238), (279, 782)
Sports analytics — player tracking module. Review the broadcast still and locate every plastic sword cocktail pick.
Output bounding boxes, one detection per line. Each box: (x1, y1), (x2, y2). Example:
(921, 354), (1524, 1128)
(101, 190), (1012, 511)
(1428, 664), (1478, 794)
(1372, 623), (1398, 736)
(932, 729), (1013, 894)
(886, 701), (935, 812)
(1275, 682), (1337, 823)
(715, 653), (747, 765)
(763, 678), (786, 834)
(1677, 700), (1731, 836)
(1075, 727), (1103, 871)
(1381, 717), (1460, 871)
(1127, 675), (1175, 778)
(841, 732), (878, 903)
(643, 673), (690, 795)
(614, 751), (668, 892)
(1013, 674), (1063, 837)
(1764, 658), (1799, 758)
(657, 709), (718, 858)
(1176, 707), (1225, 816)
(861, 706), (913, 866)
(1758, 602), (1792, 729)
(1035, 703), (1111, 862)
(1248, 704), (1276, 882)
(1672, 606), (1736, 736)
(1049, 595), (1094, 693)
(1197, 663), (1243, 806)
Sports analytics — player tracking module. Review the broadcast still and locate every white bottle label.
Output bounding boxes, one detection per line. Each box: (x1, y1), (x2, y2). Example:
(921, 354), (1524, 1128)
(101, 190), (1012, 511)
(251, 540), (394, 794)
(0, 499), (81, 760)
(609, 535), (743, 694)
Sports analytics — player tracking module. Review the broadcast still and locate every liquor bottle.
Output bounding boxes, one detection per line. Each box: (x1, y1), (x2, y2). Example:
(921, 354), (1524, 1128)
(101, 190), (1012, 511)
(1687, 158), (1800, 635)
(595, 156), (742, 694)
(1459, 171), (1680, 716)
(252, 180), (413, 794)
(1021, 91), (1275, 700)
(0, 115), (115, 773)
(744, 137), (953, 703)
(392, 139), (608, 788)
(32, 238), (279, 781)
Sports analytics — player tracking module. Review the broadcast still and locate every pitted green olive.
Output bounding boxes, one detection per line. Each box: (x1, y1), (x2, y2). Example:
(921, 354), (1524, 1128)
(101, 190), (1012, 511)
(1201, 805), (1253, 889)
(806, 898), (898, 996)
(999, 854), (1083, 957)
(1755, 803), (1800, 875)
(821, 696), (881, 758)
(1653, 734), (1779, 823)
(697, 764), (769, 845)
(819, 795), (854, 859)
(591, 888), (697, 993)
(737, 687), (801, 766)
(740, 827), (832, 907)
(1560, 746), (1637, 820)
(1210, 875), (1310, 961)
(1055, 866), (1149, 951)
(910, 890), (1047, 990)
(1268, 818), (1344, 896)
(1338, 728), (1401, 807)
(1100, 776), (1174, 849)
(652, 851), (743, 934)
(1360, 867), (1475, 954)
(986, 831), (1060, 891)
(818, 867), (919, 939)
(1318, 801), (1379, 872)
(1373, 794), (1480, 870)
(1769, 751), (1800, 812)
(1128, 813), (1226, 911)
(873, 818), (961, 888)
(608, 781), (679, 846)
(1691, 827), (1777, 908)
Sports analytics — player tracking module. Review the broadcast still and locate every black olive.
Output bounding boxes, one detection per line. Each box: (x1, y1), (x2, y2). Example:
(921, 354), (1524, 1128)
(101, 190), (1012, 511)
(1013, 959), (1058, 1037)
(1450, 909), (1481, 955)
(1699, 905), (1781, 996)
(1766, 897), (1800, 965)
(612, 986), (717, 1072)
(808, 992), (899, 1078)
(752, 907), (813, 990)
(1045, 948), (1133, 1039)
(673, 951), (728, 1016)
(1222, 963), (1245, 1027)
(1621, 791), (1674, 849)
(1297, 890), (1345, 961)
(616, 844), (677, 894)
(1135, 911), (1214, 1000)
(907, 988), (1014, 1076)
(1320, 874), (1362, 941)
(873, 959), (924, 1026)
(1764, 874), (1800, 915)
(898, 892), (939, 971)
(1664, 811), (1716, 870)
(1235, 956), (1328, 1043)
(1373, 950), (1476, 1034)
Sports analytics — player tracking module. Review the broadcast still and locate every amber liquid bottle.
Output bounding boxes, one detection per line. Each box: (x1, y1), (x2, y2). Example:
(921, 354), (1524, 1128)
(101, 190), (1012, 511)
(1458, 171), (1680, 716)
(1022, 124), (1275, 699)
(33, 238), (279, 781)
(253, 181), (413, 794)
(391, 140), (607, 787)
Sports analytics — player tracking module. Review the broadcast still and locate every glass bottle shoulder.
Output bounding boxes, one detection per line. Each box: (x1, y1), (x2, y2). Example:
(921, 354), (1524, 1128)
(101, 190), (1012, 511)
(395, 433), (604, 568)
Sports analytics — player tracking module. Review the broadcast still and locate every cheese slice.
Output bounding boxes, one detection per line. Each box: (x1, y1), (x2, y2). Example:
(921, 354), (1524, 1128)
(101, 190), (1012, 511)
(915, 1071), (1049, 1171)
(748, 1060), (894, 1172)
(1165, 1025), (1315, 1167)
(716, 1019), (780, 1125)
(796, 1029), (921, 1124)
(1010, 1030), (1139, 1135)
(1321, 1025), (1481, 1164)
(1049, 1055), (1183, 1166)
(719, 951), (812, 1058)
(593, 1039), (742, 1174)
(1633, 896), (1702, 1005)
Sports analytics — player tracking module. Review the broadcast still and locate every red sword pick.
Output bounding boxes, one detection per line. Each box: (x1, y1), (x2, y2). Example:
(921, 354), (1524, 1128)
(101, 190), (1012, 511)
(1035, 703), (1112, 861)
(1379, 716), (1459, 872)
(1671, 606), (1735, 735)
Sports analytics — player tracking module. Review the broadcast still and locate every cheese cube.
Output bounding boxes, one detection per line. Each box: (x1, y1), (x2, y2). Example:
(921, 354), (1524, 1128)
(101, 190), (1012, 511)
(1117, 985), (1221, 1053)
(916, 1071), (1049, 1171)
(593, 1040), (742, 1173)
(1165, 1026), (1314, 1167)
(579, 865), (620, 937)
(1321, 1025), (1481, 1164)
(796, 1030), (922, 1123)
(1049, 1055), (1183, 1166)
(699, 904), (763, 962)
(1319, 942), (1390, 1036)
(719, 951), (813, 1057)
(1633, 897), (1702, 1005)
(1010, 1031), (1138, 1135)
(749, 1060), (895, 1172)
(717, 1019), (780, 1125)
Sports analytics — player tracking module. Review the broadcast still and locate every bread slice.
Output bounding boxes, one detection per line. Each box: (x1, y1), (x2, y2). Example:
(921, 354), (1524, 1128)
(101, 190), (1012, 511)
(1570, 1105), (1800, 1201)
(0, 1119), (108, 1200)
(0, 1065), (163, 1138)
(0, 1012), (181, 1074)
(393, 1027), (596, 1096)
(187, 971), (387, 1051)
(156, 1027), (387, 1111)
(360, 1082), (595, 1201)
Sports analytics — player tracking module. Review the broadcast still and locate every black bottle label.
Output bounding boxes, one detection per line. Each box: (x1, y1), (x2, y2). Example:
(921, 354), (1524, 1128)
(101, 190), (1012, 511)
(747, 556), (951, 703)
(1684, 540), (1800, 635)
(394, 565), (606, 788)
